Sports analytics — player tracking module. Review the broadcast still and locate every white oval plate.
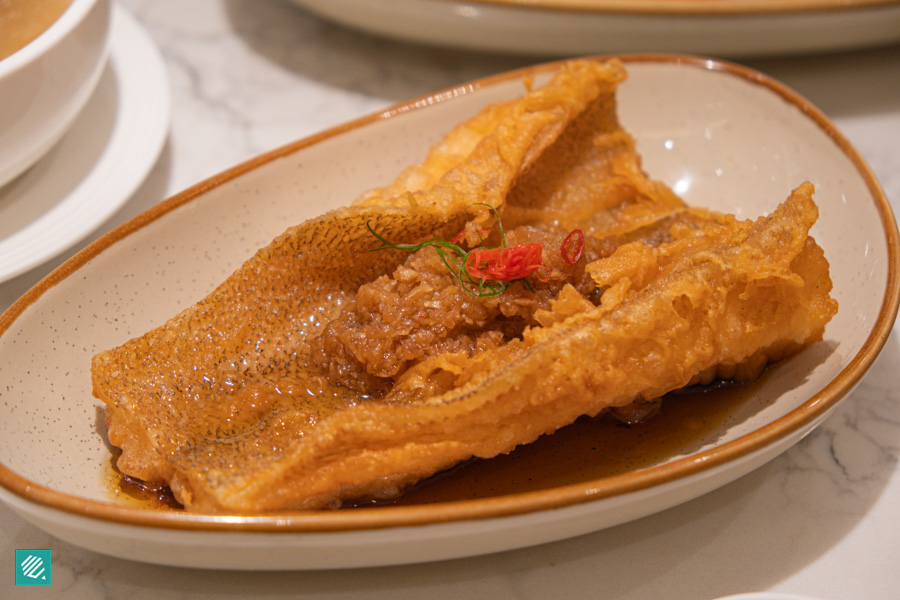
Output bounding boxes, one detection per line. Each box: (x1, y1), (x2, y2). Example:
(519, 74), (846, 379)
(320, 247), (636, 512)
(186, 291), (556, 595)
(0, 55), (896, 570)
(0, 5), (170, 283)
(289, 0), (900, 58)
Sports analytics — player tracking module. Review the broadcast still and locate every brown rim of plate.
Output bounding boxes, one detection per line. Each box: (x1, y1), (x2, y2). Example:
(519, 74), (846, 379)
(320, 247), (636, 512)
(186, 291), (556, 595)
(1, 54), (898, 533)
(447, 0), (900, 16)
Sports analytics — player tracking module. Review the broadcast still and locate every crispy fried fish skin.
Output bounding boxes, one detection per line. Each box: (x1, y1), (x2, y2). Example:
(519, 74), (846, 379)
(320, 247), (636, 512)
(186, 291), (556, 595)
(91, 59), (837, 513)
(92, 59), (633, 509)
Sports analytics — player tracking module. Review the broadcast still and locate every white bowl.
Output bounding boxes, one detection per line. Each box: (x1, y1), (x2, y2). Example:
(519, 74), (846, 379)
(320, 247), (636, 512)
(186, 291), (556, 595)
(0, 0), (112, 188)
(0, 55), (897, 570)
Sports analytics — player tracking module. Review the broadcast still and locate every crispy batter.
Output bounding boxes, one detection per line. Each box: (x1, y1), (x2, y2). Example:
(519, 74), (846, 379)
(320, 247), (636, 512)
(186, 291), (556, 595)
(91, 59), (837, 512)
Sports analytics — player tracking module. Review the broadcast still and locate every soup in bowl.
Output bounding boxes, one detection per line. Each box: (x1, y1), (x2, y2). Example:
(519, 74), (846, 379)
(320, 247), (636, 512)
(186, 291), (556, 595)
(0, 0), (111, 188)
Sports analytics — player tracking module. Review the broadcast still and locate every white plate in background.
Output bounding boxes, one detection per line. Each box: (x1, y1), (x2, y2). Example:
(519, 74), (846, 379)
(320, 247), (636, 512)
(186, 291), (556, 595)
(290, 0), (900, 58)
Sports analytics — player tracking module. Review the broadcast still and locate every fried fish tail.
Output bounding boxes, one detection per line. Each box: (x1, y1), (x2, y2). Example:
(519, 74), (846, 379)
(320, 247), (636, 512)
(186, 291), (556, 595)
(92, 58), (637, 508)
(176, 184), (835, 512)
(91, 59), (837, 513)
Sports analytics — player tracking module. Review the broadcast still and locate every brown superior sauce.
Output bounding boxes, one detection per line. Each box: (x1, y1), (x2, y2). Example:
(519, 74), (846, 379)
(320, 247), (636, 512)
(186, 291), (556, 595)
(106, 375), (765, 511)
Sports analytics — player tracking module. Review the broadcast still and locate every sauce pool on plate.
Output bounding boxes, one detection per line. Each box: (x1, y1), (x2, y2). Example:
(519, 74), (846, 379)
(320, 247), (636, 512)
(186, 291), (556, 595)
(106, 376), (764, 511)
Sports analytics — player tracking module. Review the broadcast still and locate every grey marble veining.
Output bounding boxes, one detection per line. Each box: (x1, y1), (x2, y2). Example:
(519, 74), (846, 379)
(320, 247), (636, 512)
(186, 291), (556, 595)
(123, 0), (537, 193)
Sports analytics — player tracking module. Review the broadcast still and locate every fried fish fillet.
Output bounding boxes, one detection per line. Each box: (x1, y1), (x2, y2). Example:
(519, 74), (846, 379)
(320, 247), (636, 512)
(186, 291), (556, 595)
(91, 59), (837, 512)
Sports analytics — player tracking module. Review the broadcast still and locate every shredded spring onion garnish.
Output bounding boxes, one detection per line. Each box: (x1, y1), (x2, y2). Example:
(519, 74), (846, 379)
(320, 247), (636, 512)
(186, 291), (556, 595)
(367, 203), (550, 297)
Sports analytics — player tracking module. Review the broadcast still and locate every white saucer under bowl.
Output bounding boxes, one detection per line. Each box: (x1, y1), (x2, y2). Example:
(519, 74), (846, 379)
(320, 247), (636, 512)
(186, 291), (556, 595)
(0, 5), (170, 283)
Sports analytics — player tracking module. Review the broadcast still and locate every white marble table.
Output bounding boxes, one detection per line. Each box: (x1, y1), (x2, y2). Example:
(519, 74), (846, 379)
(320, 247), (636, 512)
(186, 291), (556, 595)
(2, 1), (899, 598)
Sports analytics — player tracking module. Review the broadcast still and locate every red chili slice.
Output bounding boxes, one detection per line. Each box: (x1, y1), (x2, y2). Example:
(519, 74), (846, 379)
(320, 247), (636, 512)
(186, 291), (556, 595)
(561, 229), (585, 265)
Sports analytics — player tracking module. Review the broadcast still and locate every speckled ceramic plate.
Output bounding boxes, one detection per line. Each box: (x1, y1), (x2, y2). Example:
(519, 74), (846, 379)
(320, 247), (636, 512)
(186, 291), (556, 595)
(715, 594), (825, 600)
(289, 0), (900, 57)
(0, 55), (897, 570)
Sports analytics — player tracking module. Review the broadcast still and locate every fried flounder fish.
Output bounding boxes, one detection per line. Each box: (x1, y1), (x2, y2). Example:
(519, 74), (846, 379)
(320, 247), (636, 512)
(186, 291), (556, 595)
(92, 59), (838, 512)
